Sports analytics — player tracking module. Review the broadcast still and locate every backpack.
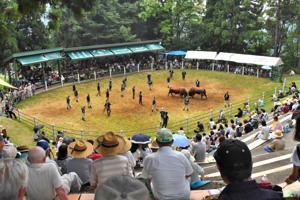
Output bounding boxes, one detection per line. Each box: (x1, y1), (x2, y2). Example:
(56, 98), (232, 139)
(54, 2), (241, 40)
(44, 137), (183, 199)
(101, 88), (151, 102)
(283, 124), (290, 133)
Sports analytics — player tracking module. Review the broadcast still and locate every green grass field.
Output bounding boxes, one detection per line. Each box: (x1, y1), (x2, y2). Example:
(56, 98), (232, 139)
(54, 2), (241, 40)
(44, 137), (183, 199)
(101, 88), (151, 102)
(1, 69), (297, 146)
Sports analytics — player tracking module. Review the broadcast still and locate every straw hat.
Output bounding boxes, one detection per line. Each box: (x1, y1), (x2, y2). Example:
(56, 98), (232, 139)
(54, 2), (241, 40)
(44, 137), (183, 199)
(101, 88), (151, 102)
(149, 138), (159, 149)
(17, 145), (30, 153)
(68, 140), (94, 158)
(94, 131), (130, 156)
(272, 130), (283, 138)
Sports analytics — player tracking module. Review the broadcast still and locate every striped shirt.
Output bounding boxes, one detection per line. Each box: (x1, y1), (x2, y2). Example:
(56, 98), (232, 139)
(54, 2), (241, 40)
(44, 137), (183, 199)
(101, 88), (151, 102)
(90, 155), (130, 190)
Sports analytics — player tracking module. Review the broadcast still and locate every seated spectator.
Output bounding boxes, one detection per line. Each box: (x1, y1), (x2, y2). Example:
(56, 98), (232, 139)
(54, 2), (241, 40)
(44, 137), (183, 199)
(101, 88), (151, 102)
(37, 131), (50, 143)
(140, 143), (152, 161)
(281, 103), (289, 114)
(26, 147), (82, 200)
(54, 144), (71, 175)
(254, 120), (270, 140)
(197, 121), (204, 132)
(16, 145), (30, 159)
(228, 124), (236, 139)
(208, 118), (216, 130)
(181, 150), (205, 188)
(142, 128), (193, 200)
(66, 140), (94, 186)
(236, 122), (244, 137)
(243, 119), (253, 134)
(235, 108), (243, 118)
(0, 158), (28, 200)
(270, 116), (283, 133)
(118, 138), (135, 177)
(90, 131), (131, 191)
(260, 109), (268, 121)
(149, 138), (159, 152)
(219, 109), (226, 123)
(264, 130), (285, 152)
(192, 133), (206, 162)
(218, 124), (225, 136)
(258, 98), (264, 107)
(178, 127), (185, 135)
(214, 139), (282, 200)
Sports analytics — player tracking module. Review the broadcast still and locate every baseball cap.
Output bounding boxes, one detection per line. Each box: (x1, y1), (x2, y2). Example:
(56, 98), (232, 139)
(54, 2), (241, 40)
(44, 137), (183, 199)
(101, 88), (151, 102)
(156, 128), (173, 143)
(213, 139), (252, 172)
(95, 175), (149, 200)
(36, 140), (49, 151)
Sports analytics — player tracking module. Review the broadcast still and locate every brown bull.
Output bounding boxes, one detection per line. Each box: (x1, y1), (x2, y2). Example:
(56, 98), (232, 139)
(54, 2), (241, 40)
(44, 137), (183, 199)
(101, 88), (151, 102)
(168, 87), (187, 98)
(188, 87), (207, 99)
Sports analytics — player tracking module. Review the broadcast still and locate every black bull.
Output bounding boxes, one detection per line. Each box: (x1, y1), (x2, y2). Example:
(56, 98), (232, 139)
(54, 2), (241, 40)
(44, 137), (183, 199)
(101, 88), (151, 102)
(168, 87), (187, 98)
(188, 88), (207, 99)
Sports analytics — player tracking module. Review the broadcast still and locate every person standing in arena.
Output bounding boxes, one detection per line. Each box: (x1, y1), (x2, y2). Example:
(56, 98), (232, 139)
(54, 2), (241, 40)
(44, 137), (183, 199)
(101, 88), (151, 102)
(132, 86), (135, 99)
(74, 89), (79, 102)
(96, 83), (101, 96)
(109, 79), (112, 91)
(104, 99), (111, 116)
(87, 94), (92, 108)
(167, 77), (170, 88)
(224, 91), (230, 108)
(66, 95), (71, 109)
(196, 79), (200, 87)
(183, 96), (190, 111)
(152, 97), (158, 112)
(139, 91), (143, 105)
(106, 89), (109, 99)
(72, 83), (76, 92)
(81, 106), (86, 121)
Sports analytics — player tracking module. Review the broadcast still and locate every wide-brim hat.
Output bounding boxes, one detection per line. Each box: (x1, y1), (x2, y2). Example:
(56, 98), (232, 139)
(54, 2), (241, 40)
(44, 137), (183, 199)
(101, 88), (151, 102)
(149, 138), (159, 149)
(94, 132), (131, 156)
(17, 145), (30, 153)
(272, 130), (283, 138)
(68, 140), (94, 158)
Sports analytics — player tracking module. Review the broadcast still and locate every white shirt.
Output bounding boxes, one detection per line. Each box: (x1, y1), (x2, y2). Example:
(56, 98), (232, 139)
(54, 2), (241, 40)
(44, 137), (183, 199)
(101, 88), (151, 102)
(142, 146), (193, 200)
(26, 162), (63, 200)
(291, 146), (300, 167)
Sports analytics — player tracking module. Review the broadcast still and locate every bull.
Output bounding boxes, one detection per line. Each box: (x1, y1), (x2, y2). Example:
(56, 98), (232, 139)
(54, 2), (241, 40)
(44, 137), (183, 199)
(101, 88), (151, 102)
(188, 87), (207, 99)
(168, 87), (187, 98)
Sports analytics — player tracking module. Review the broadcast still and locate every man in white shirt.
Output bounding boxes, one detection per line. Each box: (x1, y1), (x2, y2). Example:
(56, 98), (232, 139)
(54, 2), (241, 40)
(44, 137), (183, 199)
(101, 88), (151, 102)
(142, 128), (193, 200)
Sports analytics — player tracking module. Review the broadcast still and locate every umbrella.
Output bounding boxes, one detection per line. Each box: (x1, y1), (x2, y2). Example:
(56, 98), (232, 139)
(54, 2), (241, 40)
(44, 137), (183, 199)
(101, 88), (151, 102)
(261, 65), (272, 70)
(130, 133), (151, 144)
(173, 135), (191, 147)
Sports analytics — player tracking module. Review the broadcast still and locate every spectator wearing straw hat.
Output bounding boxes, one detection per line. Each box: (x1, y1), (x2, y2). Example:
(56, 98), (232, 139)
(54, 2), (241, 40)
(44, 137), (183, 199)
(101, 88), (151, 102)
(264, 130), (285, 152)
(142, 128), (193, 200)
(66, 140), (94, 186)
(90, 131), (131, 191)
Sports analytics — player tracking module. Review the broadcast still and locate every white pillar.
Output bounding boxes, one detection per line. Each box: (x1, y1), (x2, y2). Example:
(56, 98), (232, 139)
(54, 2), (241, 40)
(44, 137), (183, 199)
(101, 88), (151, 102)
(44, 81), (48, 91)
(151, 62), (153, 71)
(61, 75), (64, 87)
(212, 63), (214, 71)
(196, 61), (199, 70)
(242, 66), (244, 75)
(94, 71), (96, 80)
(123, 67), (126, 76)
(81, 129), (84, 140)
(137, 63), (140, 72)
(257, 69), (259, 78)
(210, 109), (213, 119)
(77, 73), (80, 83)
(109, 68), (112, 78)
(227, 65), (229, 73)
(165, 61), (168, 70)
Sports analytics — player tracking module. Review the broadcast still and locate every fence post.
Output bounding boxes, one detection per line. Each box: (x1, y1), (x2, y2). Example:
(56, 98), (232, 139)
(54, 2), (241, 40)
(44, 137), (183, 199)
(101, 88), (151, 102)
(157, 125), (160, 131)
(212, 63), (214, 71)
(17, 110), (21, 121)
(81, 129), (84, 140)
(61, 75), (64, 87)
(274, 87), (277, 96)
(186, 117), (189, 134)
(256, 68), (259, 78)
(123, 66), (126, 76)
(282, 78), (286, 93)
(165, 61), (168, 70)
(33, 116), (36, 127)
(248, 97), (250, 107)
(151, 62), (154, 71)
(242, 66), (244, 75)
(52, 124), (55, 142)
(210, 109), (213, 119)
(94, 71), (97, 80)
(227, 65), (229, 73)
(120, 130), (124, 137)
(229, 103), (232, 117)
(109, 68), (112, 78)
(137, 63), (140, 72)
(77, 73), (80, 83)
(45, 81), (48, 91)
(196, 61), (199, 70)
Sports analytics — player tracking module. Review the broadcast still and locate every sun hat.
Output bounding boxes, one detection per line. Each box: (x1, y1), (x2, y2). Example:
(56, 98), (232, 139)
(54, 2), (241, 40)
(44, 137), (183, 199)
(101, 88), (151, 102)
(95, 175), (149, 200)
(68, 140), (93, 158)
(156, 128), (173, 143)
(272, 130), (283, 138)
(17, 145), (30, 153)
(94, 131), (129, 156)
(118, 136), (132, 154)
(149, 138), (159, 149)
(213, 139), (252, 172)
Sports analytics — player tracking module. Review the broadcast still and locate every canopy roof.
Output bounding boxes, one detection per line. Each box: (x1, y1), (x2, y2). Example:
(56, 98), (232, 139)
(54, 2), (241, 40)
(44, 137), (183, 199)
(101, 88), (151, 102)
(207, 52), (283, 67)
(185, 51), (217, 60)
(2, 40), (164, 66)
(162, 50), (187, 56)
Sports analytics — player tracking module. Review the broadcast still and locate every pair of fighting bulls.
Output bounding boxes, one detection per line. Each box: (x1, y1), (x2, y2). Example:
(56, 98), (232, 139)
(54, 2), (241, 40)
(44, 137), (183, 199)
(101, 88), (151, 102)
(168, 87), (207, 99)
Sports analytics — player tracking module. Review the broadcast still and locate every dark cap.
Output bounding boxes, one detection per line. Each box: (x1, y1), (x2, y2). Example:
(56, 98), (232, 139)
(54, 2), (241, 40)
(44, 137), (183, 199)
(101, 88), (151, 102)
(214, 139), (252, 172)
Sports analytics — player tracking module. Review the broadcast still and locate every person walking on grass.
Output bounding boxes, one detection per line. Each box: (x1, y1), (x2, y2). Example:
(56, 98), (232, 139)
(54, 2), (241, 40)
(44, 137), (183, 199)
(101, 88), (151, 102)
(132, 86), (135, 99)
(74, 89), (79, 102)
(224, 91), (230, 108)
(104, 99), (111, 116)
(167, 77), (170, 88)
(66, 95), (71, 109)
(106, 89), (109, 99)
(96, 83), (101, 96)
